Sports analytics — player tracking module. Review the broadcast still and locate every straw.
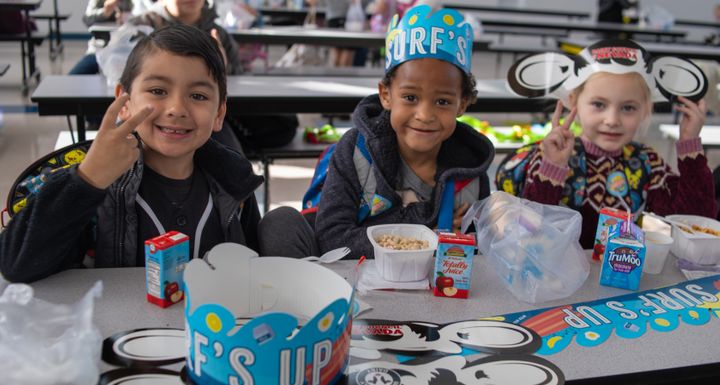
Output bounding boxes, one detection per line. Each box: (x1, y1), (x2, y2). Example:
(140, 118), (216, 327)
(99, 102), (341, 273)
(618, 199), (632, 234)
(348, 255), (366, 295)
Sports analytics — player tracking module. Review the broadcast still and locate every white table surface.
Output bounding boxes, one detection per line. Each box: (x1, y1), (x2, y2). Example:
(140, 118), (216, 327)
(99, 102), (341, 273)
(22, 250), (720, 382)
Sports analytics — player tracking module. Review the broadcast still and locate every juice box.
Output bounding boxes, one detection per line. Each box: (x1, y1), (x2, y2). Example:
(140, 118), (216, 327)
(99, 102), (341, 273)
(599, 222), (646, 291)
(145, 231), (190, 308)
(592, 207), (630, 261)
(433, 232), (475, 299)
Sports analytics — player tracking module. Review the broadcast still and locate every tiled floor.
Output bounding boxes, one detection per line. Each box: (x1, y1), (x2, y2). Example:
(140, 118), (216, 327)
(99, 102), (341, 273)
(1, 39), (719, 221)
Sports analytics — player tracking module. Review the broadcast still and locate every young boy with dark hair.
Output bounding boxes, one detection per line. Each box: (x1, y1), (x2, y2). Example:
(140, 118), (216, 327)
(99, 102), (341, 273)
(0, 24), (263, 283)
(130, 0), (298, 154)
(260, 5), (494, 259)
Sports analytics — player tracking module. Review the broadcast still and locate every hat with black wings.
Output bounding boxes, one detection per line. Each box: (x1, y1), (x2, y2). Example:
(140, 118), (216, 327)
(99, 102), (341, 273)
(507, 39), (708, 104)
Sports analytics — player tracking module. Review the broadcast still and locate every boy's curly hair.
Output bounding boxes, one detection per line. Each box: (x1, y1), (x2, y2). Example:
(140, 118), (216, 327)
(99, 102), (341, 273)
(380, 63), (478, 105)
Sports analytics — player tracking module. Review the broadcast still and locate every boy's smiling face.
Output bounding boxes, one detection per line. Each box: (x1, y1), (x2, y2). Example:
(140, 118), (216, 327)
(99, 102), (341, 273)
(116, 49), (226, 168)
(379, 58), (469, 160)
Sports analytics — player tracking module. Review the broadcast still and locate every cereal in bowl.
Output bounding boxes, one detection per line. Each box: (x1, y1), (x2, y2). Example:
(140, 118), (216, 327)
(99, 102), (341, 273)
(376, 235), (429, 250)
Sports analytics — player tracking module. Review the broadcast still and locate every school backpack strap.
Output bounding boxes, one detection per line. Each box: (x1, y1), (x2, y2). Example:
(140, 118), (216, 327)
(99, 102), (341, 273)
(3, 140), (93, 226)
(301, 132), (395, 225)
(301, 143), (337, 213)
(301, 132), (376, 222)
(495, 143), (540, 197)
(436, 178), (455, 231)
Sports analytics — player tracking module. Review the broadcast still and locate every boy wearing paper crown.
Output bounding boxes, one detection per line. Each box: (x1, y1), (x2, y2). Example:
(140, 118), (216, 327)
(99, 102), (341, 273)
(498, 39), (718, 249)
(259, 5), (494, 259)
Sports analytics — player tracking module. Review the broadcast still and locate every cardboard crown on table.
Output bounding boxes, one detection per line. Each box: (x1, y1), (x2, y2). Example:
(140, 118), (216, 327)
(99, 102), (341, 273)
(183, 243), (354, 385)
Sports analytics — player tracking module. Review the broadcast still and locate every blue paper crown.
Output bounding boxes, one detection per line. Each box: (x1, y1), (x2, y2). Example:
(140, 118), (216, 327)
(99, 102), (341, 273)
(385, 5), (473, 73)
(183, 244), (354, 385)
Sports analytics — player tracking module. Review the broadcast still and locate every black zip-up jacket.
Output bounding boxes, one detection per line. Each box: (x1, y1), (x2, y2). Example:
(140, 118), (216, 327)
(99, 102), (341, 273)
(315, 94), (495, 258)
(0, 139), (263, 283)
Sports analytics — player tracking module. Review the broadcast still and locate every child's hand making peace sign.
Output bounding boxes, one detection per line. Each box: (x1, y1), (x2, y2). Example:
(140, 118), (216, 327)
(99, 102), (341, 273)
(541, 101), (577, 167)
(77, 94), (153, 189)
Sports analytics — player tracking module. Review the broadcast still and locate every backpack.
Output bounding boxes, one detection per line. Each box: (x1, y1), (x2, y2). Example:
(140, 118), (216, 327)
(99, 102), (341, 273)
(2, 141), (93, 227)
(301, 133), (374, 222)
(301, 132), (458, 230)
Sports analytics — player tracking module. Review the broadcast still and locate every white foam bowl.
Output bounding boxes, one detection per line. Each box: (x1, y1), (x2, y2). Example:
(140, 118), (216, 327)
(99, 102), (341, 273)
(367, 224), (438, 282)
(667, 215), (720, 266)
(643, 231), (673, 274)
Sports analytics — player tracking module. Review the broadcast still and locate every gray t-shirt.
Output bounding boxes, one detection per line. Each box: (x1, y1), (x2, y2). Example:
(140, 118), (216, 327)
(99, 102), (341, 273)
(396, 158), (480, 208)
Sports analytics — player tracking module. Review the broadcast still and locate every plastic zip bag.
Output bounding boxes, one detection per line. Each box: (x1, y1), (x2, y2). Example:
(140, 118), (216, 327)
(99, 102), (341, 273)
(345, 0), (366, 32)
(462, 192), (589, 303)
(95, 24), (153, 87)
(215, 0), (257, 30)
(276, 7), (327, 67)
(0, 281), (103, 385)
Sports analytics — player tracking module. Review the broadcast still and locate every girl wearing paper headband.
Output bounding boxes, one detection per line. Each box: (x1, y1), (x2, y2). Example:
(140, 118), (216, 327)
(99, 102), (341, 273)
(498, 39), (718, 249)
(258, 5), (494, 259)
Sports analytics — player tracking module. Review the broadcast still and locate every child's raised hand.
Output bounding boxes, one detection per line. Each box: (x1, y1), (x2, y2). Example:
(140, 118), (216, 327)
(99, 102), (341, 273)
(541, 101), (577, 166)
(675, 96), (707, 141)
(102, 0), (119, 18)
(453, 202), (470, 233)
(77, 94), (153, 189)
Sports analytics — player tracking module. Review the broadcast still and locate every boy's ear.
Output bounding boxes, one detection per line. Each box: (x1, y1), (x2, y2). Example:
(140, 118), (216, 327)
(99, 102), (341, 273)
(457, 97), (470, 117)
(114, 84), (131, 121)
(378, 82), (391, 110)
(212, 99), (227, 132)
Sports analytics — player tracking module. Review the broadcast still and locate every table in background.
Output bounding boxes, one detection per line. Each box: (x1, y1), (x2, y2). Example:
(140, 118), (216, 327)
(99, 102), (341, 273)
(32, 75), (543, 211)
(26, 252), (720, 383)
(257, 5), (591, 24)
(227, 26), (492, 50)
(674, 19), (720, 29)
(479, 19), (687, 42)
(258, 6), (327, 26)
(30, 0), (67, 60)
(559, 38), (720, 61)
(31, 75), (552, 142)
(659, 124), (720, 151)
(89, 25), (493, 51)
(0, 0), (43, 90)
(249, 65), (383, 77)
(444, 3), (589, 20)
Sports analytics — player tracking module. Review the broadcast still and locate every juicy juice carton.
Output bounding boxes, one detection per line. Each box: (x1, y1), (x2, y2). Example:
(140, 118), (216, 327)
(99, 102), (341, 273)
(599, 222), (646, 291)
(592, 207), (629, 261)
(145, 231), (190, 308)
(433, 232), (476, 299)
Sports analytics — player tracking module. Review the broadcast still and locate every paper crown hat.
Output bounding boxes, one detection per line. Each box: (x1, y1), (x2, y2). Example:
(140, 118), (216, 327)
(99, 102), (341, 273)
(183, 243), (354, 385)
(385, 5), (473, 74)
(507, 39), (708, 104)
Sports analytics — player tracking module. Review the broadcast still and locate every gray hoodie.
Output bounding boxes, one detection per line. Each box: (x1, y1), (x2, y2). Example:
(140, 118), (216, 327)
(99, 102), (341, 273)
(315, 94), (495, 258)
